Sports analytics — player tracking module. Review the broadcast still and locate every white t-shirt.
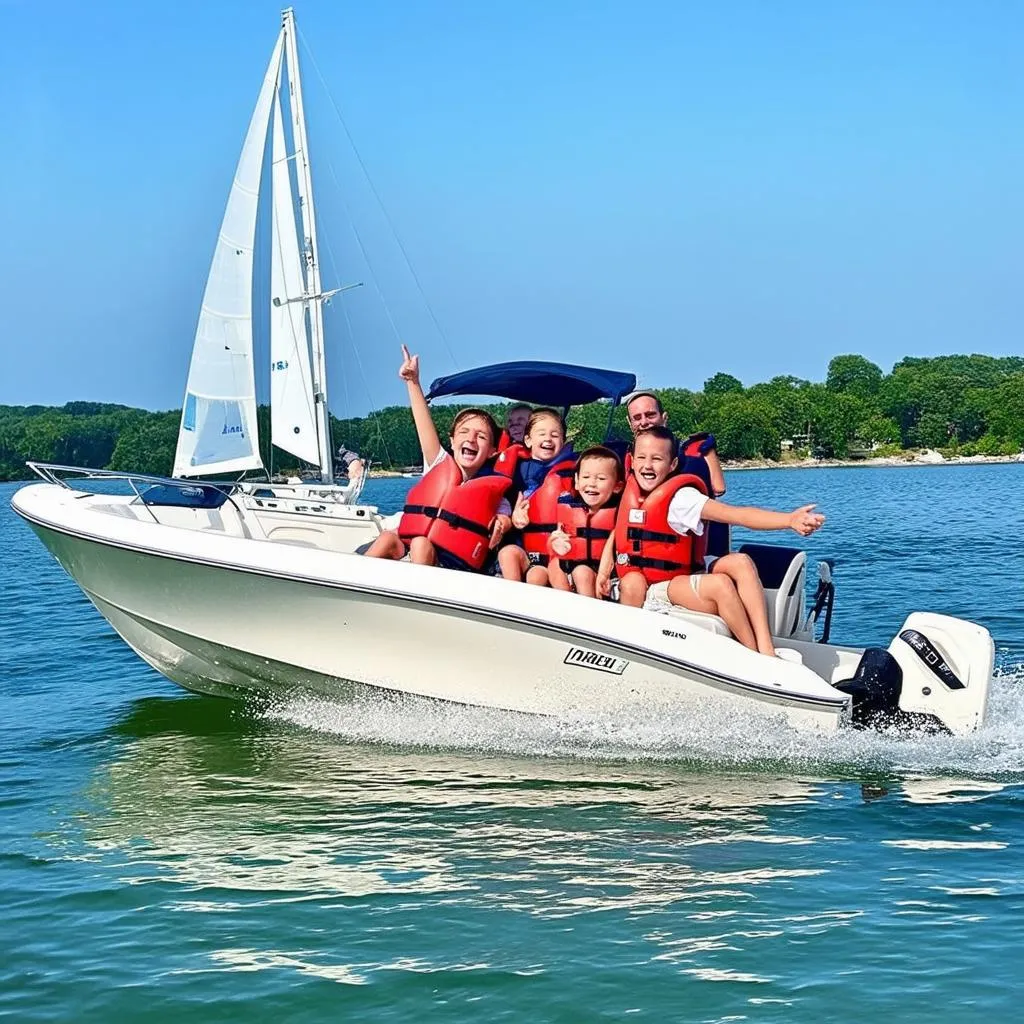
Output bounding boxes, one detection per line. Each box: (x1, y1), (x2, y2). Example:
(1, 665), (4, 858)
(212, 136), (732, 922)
(666, 485), (709, 537)
(423, 449), (512, 516)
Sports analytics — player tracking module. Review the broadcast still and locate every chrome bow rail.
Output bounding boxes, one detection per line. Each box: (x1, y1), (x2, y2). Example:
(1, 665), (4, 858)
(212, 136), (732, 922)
(27, 462), (240, 495)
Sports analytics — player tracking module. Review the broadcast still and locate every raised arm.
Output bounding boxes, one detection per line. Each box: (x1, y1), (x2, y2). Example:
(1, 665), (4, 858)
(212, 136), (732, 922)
(701, 500), (824, 537)
(399, 345), (441, 466)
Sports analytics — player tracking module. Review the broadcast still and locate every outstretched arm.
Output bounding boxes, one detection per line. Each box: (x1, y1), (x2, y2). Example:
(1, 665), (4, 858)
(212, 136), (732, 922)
(701, 500), (825, 537)
(399, 345), (441, 466)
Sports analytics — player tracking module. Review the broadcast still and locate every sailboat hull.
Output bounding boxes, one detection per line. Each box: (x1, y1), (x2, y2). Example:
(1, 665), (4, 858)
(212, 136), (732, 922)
(13, 482), (853, 732)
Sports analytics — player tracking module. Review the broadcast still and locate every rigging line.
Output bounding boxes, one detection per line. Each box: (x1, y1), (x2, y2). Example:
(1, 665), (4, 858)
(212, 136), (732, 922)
(320, 231), (394, 468)
(297, 27), (460, 371)
(319, 146), (404, 345)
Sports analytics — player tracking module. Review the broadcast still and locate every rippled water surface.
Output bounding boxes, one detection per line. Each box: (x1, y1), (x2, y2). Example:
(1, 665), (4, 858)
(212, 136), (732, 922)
(3, 466), (1024, 1021)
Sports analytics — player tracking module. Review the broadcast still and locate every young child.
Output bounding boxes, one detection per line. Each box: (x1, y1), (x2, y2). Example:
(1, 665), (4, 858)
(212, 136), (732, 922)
(597, 427), (824, 656)
(545, 446), (625, 598)
(499, 404), (532, 450)
(365, 346), (513, 571)
(497, 408), (576, 583)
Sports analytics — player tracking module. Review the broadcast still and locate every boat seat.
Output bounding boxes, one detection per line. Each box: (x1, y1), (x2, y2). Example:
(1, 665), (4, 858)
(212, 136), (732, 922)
(737, 544), (807, 638)
(643, 581), (733, 637)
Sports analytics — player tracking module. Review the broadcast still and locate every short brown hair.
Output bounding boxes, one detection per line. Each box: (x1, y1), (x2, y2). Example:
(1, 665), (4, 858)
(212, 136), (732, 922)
(633, 425), (676, 456)
(450, 408), (499, 448)
(576, 445), (624, 482)
(525, 407), (566, 437)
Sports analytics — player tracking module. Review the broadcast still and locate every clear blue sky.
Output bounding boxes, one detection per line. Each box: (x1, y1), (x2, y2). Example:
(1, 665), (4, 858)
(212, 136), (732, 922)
(2, 0), (1021, 417)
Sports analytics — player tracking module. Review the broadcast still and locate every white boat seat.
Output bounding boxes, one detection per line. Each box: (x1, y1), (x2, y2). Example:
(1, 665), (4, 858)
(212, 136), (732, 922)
(643, 581), (733, 637)
(737, 544), (807, 638)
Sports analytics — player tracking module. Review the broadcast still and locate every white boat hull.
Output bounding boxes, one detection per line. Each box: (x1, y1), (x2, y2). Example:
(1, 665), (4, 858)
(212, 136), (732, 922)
(14, 482), (853, 732)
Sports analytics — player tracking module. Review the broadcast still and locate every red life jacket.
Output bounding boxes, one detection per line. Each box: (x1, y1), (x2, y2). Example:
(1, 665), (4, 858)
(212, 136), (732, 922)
(497, 429), (513, 452)
(493, 442), (528, 479)
(555, 496), (618, 570)
(398, 457), (510, 570)
(518, 452), (577, 555)
(614, 473), (708, 584)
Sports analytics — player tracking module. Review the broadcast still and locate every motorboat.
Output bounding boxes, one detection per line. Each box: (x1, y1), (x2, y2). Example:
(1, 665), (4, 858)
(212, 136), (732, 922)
(10, 10), (995, 738)
(12, 358), (994, 738)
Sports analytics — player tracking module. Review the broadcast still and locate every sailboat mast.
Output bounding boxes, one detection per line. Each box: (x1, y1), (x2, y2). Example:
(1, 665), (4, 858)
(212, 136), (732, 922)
(282, 7), (334, 483)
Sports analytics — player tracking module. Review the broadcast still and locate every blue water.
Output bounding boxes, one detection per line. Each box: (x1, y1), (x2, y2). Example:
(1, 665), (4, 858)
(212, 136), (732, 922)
(3, 465), (1024, 1021)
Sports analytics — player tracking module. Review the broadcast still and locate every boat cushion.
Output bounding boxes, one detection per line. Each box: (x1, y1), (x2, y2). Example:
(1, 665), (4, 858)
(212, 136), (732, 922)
(141, 483), (231, 509)
(643, 581), (733, 637)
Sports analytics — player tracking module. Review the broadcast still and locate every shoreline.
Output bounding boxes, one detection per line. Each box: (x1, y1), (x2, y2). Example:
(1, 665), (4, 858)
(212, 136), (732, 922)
(721, 452), (1024, 472)
(368, 451), (1024, 478)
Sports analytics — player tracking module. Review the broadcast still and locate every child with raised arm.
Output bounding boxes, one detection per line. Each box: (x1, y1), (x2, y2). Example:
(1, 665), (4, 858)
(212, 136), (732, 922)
(365, 346), (513, 571)
(597, 427), (824, 656)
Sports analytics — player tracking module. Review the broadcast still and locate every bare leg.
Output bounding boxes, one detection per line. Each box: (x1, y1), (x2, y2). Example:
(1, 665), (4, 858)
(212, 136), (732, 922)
(408, 536), (438, 565)
(618, 572), (648, 608)
(667, 573), (759, 652)
(365, 530), (406, 560)
(525, 564), (551, 587)
(711, 553), (774, 656)
(547, 559), (572, 592)
(498, 545), (529, 581)
(570, 565), (598, 598)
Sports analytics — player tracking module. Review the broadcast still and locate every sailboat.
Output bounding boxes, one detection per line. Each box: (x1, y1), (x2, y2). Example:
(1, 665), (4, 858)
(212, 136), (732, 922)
(174, 8), (364, 504)
(10, 10), (996, 739)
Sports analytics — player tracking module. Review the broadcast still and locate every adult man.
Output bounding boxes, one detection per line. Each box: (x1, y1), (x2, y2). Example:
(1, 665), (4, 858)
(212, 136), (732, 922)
(611, 392), (726, 494)
(611, 391), (729, 555)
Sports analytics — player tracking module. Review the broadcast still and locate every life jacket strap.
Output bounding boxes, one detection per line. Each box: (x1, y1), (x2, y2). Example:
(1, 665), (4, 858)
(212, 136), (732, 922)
(403, 503), (491, 537)
(625, 525), (678, 545)
(626, 555), (691, 573)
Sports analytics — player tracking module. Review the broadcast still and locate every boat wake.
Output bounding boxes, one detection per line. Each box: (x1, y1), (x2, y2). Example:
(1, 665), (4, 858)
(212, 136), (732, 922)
(262, 661), (1024, 779)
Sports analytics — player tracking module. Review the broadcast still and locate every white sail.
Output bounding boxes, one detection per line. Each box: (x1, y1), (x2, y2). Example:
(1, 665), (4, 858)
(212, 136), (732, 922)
(173, 32), (285, 478)
(283, 10), (335, 482)
(269, 90), (319, 465)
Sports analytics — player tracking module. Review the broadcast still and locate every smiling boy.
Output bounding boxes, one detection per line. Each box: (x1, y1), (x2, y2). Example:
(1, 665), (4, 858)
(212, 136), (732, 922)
(598, 427), (824, 656)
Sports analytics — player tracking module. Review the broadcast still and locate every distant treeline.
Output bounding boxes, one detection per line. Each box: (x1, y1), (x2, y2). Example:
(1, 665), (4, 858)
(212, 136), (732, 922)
(2, 354), (1023, 481)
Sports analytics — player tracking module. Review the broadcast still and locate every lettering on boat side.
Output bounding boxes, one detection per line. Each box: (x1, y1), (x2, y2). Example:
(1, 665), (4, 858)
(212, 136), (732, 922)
(661, 628), (687, 640)
(564, 647), (629, 675)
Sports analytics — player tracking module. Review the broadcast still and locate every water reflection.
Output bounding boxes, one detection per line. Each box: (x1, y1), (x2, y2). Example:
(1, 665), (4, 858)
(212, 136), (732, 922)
(58, 695), (1024, 1002)
(79, 696), (850, 910)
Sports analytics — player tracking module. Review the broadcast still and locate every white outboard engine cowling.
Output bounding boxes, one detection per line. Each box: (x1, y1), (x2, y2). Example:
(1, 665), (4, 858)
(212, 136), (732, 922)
(889, 612), (994, 736)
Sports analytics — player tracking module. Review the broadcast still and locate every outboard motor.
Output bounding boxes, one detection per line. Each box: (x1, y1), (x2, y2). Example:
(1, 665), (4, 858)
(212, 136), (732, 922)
(887, 612), (993, 736)
(834, 647), (944, 733)
(835, 612), (993, 735)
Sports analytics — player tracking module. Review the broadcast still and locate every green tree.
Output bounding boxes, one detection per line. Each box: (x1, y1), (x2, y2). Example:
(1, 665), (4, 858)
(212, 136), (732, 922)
(702, 373), (744, 398)
(826, 354), (883, 399)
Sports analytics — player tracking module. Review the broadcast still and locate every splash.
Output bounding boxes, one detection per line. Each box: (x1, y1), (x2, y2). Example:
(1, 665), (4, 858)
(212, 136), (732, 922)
(262, 663), (1024, 779)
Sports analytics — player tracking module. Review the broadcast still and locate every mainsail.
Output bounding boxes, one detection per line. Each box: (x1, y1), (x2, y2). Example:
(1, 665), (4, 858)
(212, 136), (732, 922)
(269, 90), (319, 465)
(173, 33), (284, 478)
